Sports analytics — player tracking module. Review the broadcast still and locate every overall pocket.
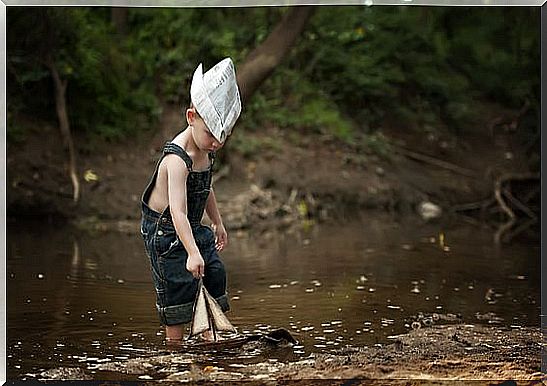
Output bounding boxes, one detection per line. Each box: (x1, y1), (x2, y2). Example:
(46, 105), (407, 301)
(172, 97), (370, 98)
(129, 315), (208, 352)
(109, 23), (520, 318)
(154, 222), (181, 258)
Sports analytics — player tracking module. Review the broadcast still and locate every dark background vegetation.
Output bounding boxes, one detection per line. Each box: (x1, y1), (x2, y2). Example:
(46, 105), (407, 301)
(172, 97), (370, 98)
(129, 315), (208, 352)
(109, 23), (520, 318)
(7, 7), (539, 147)
(6, 7), (541, 239)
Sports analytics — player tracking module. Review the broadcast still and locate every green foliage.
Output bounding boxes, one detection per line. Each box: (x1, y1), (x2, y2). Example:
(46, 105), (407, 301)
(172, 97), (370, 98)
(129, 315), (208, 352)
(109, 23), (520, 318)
(362, 132), (392, 160)
(7, 6), (539, 146)
(229, 135), (283, 158)
(244, 69), (355, 143)
(7, 8), (160, 141)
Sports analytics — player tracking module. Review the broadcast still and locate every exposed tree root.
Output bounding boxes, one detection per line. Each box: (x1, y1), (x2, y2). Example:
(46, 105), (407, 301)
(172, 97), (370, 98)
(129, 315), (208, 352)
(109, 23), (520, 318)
(453, 172), (539, 244)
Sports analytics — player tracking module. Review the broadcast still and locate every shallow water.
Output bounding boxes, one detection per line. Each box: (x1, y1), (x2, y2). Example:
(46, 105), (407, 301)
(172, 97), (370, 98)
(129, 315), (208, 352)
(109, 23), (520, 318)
(7, 214), (540, 380)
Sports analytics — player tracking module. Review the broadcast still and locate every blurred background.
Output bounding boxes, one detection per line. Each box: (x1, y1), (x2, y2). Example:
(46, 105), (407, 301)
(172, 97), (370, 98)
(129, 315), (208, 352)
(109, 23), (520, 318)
(6, 6), (541, 381)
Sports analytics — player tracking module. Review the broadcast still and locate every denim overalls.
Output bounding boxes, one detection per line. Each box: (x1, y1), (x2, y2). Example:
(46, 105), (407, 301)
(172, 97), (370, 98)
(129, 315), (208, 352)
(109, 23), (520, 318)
(140, 141), (229, 326)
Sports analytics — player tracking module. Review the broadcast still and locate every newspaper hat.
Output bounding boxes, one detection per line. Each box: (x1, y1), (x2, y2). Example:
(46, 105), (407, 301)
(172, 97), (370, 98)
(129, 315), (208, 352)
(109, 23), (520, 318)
(190, 58), (241, 143)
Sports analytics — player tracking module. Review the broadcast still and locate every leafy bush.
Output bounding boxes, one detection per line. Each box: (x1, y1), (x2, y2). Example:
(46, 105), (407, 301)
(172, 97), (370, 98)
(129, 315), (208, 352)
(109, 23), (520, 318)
(7, 6), (539, 145)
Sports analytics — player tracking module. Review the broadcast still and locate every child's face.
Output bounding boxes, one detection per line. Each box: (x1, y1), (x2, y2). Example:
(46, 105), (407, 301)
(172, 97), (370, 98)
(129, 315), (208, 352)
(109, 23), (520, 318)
(187, 108), (224, 152)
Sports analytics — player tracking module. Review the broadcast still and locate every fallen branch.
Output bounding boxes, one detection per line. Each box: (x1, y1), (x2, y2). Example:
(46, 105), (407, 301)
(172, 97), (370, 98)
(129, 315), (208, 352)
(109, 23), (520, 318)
(502, 187), (537, 220)
(392, 146), (476, 178)
(452, 198), (494, 212)
(494, 180), (515, 220)
(494, 172), (539, 221)
(492, 172), (539, 244)
(459, 214), (484, 227)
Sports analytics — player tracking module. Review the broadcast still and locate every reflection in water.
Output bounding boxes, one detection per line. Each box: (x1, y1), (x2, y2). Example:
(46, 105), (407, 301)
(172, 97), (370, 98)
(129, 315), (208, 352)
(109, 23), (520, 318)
(7, 215), (540, 380)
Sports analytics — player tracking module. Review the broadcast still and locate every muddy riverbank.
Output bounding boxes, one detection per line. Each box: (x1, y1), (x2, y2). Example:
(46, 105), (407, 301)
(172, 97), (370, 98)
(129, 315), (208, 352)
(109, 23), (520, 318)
(36, 325), (543, 382)
(7, 103), (538, 233)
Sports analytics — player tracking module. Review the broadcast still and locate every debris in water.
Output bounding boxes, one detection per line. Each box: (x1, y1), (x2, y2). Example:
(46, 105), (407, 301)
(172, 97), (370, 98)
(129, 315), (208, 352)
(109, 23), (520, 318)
(268, 284), (282, 289)
(439, 232), (445, 248)
(418, 201), (442, 220)
(484, 288), (496, 303)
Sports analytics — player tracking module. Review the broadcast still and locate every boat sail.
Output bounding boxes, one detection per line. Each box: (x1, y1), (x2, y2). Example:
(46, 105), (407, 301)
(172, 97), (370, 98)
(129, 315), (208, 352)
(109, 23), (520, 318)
(188, 279), (237, 341)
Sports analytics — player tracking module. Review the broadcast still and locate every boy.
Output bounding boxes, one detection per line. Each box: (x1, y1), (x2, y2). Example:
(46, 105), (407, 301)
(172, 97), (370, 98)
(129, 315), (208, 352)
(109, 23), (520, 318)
(140, 58), (241, 342)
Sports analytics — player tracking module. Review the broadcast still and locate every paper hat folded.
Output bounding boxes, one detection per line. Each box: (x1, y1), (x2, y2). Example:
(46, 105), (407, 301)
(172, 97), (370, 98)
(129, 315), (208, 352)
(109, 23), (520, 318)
(190, 58), (242, 143)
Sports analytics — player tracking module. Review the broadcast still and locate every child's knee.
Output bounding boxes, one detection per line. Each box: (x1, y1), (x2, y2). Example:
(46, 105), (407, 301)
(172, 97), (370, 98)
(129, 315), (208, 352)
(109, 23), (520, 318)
(204, 259), (226, 297)
(206, 259), (226, 279)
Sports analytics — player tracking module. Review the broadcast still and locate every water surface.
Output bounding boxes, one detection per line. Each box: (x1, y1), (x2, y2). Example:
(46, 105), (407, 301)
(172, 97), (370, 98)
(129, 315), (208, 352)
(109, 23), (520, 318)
(7, 214), (540, 380)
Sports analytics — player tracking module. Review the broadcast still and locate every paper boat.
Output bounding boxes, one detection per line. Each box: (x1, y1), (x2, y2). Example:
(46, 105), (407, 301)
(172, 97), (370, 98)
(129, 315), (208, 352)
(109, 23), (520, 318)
(188, 279), (237, 342)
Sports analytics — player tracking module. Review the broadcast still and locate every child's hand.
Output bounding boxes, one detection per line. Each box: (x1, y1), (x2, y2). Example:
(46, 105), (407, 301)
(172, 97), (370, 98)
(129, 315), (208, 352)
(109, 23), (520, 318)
(212, 222), (228, 252)
(186, 253), (205, 279)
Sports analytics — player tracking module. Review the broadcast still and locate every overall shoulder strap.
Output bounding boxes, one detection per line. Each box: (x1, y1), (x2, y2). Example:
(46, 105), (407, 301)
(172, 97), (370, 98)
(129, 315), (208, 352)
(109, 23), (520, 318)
(163, 142), (193, 171)
(208, 151), (216, 166)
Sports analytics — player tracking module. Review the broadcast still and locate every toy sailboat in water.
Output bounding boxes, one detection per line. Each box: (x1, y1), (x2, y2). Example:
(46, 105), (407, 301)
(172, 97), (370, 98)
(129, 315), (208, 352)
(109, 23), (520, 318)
(188, 279), (237, 342)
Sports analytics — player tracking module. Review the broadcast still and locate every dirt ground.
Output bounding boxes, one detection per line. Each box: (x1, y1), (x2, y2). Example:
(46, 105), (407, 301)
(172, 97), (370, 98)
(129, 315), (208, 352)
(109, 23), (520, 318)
(7, 102), (535, 229)
(38, 324), (544, 383)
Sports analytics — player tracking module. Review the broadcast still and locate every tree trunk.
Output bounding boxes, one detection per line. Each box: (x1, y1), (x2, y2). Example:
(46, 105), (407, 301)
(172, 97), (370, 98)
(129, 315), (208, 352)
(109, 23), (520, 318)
(46, 57), (80, 203)
(236, 6), (316, 104)
(111, 7), (128, 36)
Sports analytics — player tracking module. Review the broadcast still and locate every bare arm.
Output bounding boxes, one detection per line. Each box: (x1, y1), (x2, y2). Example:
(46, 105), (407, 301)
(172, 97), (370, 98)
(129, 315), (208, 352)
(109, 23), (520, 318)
(166, 155), (204, 278)
(206, 188), (228, 251)
(205, 188), (222, 226)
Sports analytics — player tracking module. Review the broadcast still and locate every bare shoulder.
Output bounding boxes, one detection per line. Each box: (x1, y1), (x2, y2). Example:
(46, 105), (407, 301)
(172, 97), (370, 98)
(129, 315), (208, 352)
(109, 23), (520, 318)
(162, 153), (189, 176)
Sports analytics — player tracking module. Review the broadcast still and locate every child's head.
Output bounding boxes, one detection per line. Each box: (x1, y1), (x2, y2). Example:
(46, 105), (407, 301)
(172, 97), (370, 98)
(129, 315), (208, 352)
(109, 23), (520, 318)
(188, 58), (241, 147)
(186, 106), (224, 152)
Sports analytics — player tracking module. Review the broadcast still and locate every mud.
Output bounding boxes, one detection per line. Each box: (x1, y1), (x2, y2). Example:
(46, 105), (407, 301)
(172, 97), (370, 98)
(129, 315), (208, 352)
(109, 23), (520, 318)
(7, 103), (535, 229)
(36, 324), (543, 383)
